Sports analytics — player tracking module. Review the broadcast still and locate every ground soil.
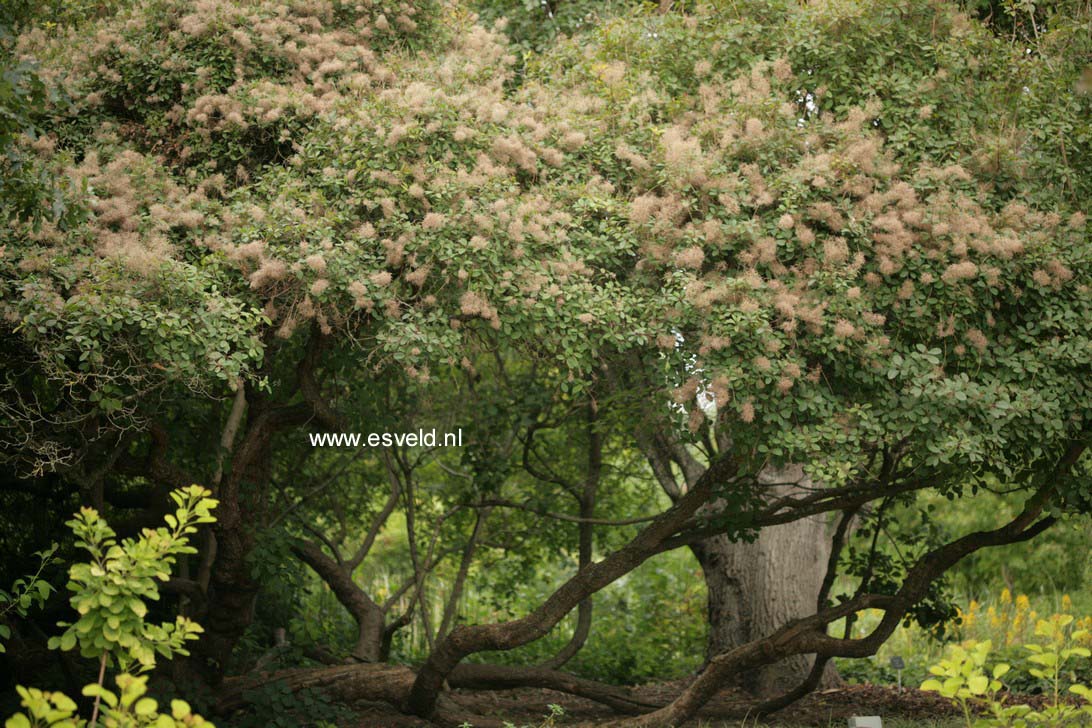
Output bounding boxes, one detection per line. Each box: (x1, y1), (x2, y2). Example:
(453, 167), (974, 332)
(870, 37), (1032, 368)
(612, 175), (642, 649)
(349, 680), (972, 726)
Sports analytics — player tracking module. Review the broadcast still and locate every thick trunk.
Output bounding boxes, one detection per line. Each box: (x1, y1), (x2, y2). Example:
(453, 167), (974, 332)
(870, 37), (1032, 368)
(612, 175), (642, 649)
(190, 394), (284, 683)
(692, 466), (840, 697)
(193, 496), (262, 682)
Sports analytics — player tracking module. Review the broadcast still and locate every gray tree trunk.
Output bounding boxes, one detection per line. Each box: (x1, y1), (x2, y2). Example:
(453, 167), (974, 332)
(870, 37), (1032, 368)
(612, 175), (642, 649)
(691, 465), (841, 696)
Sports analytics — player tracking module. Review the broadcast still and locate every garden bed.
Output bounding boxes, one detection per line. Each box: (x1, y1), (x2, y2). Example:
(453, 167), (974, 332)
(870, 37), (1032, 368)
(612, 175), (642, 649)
(347, 682), (967, 726)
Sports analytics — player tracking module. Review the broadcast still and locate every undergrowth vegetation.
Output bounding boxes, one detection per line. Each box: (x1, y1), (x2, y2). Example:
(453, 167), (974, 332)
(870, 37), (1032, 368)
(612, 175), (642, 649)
(920, 614), (1092, 726)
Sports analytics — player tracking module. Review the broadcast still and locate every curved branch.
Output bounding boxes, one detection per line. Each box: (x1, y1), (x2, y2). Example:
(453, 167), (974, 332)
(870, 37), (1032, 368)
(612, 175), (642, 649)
(817, 506), (858, 611)
(599, 483), (1061, 727)
(291, 539), (385, 662)
(753, 654), (833, 717)
(347, 471), (402, 570)
(541, 403), (600, 670)
(521, 420), (579, 495)
(406, 453), (737, 719)
(437, 507), (490, 641)
(658, 472), (937, 552)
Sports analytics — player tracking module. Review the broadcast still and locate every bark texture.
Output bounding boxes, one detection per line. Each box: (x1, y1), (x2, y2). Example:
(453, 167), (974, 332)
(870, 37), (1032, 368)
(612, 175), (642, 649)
(692, 465), (840, 696)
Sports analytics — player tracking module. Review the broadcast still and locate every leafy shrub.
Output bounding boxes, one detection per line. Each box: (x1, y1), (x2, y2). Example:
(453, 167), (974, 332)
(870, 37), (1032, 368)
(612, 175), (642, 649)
(838, 589), (1092, 694)
(921, 613), (1092, 727)
(921, 640), (1011, 725)
(7, 673), (212, 728)
(4, 485), (217, 728)
(0, 53), (79, 226)
(27, 0), (440, 173)
(46, 486), (216, 671)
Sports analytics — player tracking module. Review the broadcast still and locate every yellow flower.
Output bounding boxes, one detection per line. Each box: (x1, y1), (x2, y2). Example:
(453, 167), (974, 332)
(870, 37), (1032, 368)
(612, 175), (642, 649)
(1062, 594), (1073, 612)
(1011, 613), (1026, 644)
(1016, 594), (1030, 613)
(1001, 588), (1012, 605)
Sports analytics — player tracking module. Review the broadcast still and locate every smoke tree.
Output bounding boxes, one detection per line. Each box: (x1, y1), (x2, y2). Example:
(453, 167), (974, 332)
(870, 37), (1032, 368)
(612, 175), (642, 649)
(0, 0), (1089, 725)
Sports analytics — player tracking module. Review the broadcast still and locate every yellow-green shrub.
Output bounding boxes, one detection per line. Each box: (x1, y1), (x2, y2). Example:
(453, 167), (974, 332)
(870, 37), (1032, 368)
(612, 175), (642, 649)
(922, 613), (1092, 727)
(4, 486), (217, 728)
(6, 674), (211, 728)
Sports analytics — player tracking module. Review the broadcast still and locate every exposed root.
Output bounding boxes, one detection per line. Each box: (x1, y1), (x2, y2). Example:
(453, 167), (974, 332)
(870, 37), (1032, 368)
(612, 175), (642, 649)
(215, 661), (661, 722)
(216, 662), (415, 714)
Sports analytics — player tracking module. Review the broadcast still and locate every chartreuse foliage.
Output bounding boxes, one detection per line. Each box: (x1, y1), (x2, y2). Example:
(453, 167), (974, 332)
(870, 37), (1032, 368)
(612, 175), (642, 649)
(47, 485), (216, 671)
(922, 614), (1092, 727)
(835, 590), (1092, 690)
(920, 640), (1011, 724)
(4, 486), (217, 728)
(6, 674), (212, 728)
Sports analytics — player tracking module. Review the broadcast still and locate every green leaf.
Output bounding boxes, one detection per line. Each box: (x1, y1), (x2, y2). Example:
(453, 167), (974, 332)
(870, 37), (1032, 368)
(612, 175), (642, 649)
(968, 675), (990, 695)
(82, 683), (117, 708)
(170, 699), (192, 719)
(134, 697), (158, 716)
